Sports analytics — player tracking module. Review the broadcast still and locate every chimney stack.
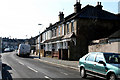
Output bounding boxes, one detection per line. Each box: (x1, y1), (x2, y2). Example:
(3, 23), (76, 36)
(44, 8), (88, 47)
(49, 23), (52, 27)
(96, 2), (103, 10)
(74, 0), (81, 13)
(58, 12), (64, 21)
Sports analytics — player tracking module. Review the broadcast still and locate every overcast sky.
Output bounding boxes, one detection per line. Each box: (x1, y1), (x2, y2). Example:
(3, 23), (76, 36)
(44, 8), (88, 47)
(0, 0), (119, 39)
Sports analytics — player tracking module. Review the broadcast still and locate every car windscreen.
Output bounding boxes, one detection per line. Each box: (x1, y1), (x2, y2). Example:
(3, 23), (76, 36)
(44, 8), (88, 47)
(104, 53), (120, 64)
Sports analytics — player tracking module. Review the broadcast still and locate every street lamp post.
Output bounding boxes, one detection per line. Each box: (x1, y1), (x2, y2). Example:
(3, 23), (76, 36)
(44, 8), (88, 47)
(38, 24), (42, 59)
(39, 31), (41, 59)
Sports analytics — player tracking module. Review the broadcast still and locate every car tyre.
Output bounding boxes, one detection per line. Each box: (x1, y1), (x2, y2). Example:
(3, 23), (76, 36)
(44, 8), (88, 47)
(80, 68), (87, 78)
(108, 73), (116, 80)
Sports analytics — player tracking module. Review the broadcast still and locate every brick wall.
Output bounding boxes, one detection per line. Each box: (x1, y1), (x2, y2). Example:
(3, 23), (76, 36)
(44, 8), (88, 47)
(89, 42), (120, 53)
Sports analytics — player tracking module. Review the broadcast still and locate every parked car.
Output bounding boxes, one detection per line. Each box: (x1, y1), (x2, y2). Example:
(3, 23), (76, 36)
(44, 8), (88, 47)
(17, 44), (31, 57)
(4, 48), (14, 52)
(78, 52), (120, 80)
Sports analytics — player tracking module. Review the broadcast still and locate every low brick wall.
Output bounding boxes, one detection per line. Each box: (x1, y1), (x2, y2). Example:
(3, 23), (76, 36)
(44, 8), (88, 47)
(89, 42), (120, 53)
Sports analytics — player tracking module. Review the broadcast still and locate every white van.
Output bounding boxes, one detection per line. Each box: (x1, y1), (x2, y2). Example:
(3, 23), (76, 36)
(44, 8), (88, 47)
(18, 44), (31, 57)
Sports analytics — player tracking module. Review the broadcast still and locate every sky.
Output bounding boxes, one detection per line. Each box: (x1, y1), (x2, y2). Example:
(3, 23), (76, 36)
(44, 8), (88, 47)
(0, 0), (119, 39)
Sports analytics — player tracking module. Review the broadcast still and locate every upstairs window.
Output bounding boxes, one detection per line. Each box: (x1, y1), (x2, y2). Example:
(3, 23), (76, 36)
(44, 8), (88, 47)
(52, 29), (54, 37)
(71, 20), (75, 32)
(52, 28), (56, 37)
(45, 33), (47, 40)
(67, 23), (69, 34)
(55, 28), (57, 36)
(62, 24), (64, 35)
(58, 26), (61, 36)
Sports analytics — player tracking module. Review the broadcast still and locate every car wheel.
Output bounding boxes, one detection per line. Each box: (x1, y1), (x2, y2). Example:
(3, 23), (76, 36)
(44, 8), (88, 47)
(108, 73), (116, 80)
(80, 68), (87, 78)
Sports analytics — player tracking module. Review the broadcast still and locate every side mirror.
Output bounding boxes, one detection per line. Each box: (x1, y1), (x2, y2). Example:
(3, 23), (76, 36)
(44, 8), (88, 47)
(98, 61), (106, 66)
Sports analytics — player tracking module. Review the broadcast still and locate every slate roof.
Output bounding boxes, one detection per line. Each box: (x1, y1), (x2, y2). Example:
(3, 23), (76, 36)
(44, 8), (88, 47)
(43, 36), (63, 43)
(109, 29), (120, 38)
(77, 5), (120, 20)
(62, 32), (76, 39)
(55, 4), (120, 24)
(41, 3), (120, 34)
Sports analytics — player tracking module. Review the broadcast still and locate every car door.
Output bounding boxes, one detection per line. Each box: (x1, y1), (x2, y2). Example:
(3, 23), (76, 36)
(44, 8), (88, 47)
(85, 53), (97, 74)
(93, 53), (107, 77)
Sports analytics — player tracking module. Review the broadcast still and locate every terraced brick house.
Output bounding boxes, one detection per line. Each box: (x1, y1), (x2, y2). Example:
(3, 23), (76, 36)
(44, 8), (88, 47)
(37, 1), (120, 60)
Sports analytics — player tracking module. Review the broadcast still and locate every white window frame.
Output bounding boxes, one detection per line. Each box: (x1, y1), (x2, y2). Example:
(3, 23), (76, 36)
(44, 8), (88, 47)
(55, 28), (57, 36)
(62, 24), (64, 35)
(71, 20), (75, 32)
(67, 22), (69, 34)
(58, 26), (61, 36)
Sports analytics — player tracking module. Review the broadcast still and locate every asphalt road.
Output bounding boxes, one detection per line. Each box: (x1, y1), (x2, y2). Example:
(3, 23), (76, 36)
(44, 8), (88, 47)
(1, 52), (100, 80)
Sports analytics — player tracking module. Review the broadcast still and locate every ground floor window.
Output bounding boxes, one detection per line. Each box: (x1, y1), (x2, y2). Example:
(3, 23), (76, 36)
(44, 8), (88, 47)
(63, 41), (68, 49)
(57, 42), (63, 49)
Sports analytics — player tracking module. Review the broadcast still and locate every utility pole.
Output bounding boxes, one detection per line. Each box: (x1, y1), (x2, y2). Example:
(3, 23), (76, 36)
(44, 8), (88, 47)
(39, 31), (41, 59)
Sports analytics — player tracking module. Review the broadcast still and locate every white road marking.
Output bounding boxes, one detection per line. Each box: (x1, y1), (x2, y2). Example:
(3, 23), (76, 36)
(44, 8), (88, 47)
(12, 68), (16, 72)
(44, 76), (52, 80)
(2, 62), (16, 72)
(27, 66), (38, 73)
(18, 61), (24, 65)
(60, 72), (68, 75)
(44, 76), (49, 79)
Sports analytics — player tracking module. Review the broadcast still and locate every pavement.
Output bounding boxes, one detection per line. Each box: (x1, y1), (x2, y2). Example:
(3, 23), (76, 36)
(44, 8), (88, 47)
(30, 54), (79, 70)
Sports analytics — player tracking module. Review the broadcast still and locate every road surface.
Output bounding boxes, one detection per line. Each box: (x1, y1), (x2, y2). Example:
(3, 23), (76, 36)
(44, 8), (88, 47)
(1, 52), (99, 80)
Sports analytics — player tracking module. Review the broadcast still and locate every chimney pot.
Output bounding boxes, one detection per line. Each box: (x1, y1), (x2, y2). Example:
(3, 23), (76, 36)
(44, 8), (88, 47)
(74, 1), (81, 13)
(97, 2), (99, 5)
(58, 12), (64, 21)
(100, 2), (101, 5)
(96, 2), (103, 10)
(49, 23), (52, 27)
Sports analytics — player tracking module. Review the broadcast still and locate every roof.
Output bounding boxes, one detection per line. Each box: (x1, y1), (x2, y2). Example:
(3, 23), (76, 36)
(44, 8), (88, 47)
(62, 5), (120, 22)
(109, 29), (120, 38)
(58, 4), (120, 26)
(77, 5), (120, 20)
(41, 3), (120, 34)
(43, 36), (63, 43)
(62, 32), (76, 39)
